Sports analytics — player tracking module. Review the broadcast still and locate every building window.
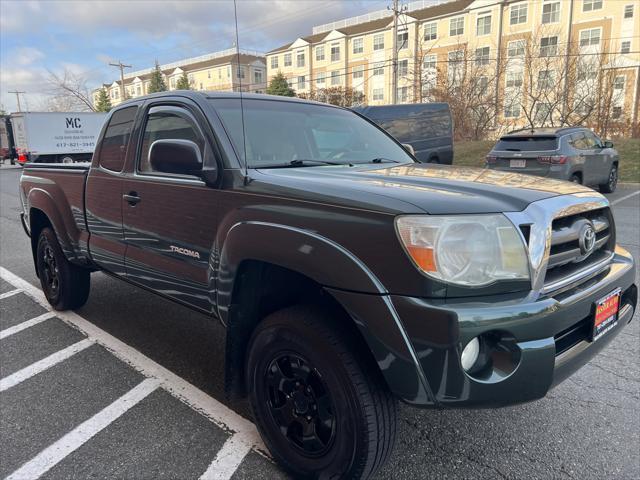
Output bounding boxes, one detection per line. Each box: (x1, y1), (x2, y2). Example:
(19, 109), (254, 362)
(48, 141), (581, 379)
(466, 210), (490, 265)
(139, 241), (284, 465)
(331, 43), (340, 62)
(373, 34), (384, 51)
(296, 51), (305, 68)
(478, 76), (489, 95)
(583, 0), (602, 12)
(373, 63), (384, 76)
(270, 56), (278, 69)
(188, 73), (194, 84)
(423, 54), (437, 70)
(504, 103), (521, 118)
(424, 22), (437, 41)
(207, 70), (211, 79)
(620, 41), (631, 54)
(372, 88), (384, 101)
(284, 53), (292, 67)
(506, 71), (523, 88)
(614, 76), (625, 90)
(297, 75), (306, 89)
(236, 66), (245, 79)
(397, 30), (408, 50)
(136, 84), (141, 95)
(398, 59), (408, 77)
(475, 46), (490, 66)
(579, 28), (601, 47)
(624, 4), (634, 18)
(397, 86), (409, 103)
(316, 72), (325, 85)
(352, 65), (364, 80)
(542, 1), (560, 23)
(227, 66), (231, 78)
(538, 70), (555, 89)
(507, 40), (525, 57)
(353, 38), (364, 54)
(476, 13), (491, 36)
(535, 102), (552, 123)
(510, 4), (527, 25)
(254, 70), (263, 84)
(170, 77), (176, 88)
(316, 45), (325, 61)
(450, 17), (464, 36)
(448, 50), (464, 84)
(199, 82), (203, 90)
(331, 70), (340, 85)
(219, 69), (222, 79)
(612, 106), (622, 119)
(540, 36), (558, 56)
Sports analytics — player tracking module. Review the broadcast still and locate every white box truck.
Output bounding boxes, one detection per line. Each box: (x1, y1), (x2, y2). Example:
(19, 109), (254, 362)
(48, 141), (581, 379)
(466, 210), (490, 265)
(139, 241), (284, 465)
(10, 112), (107, 165)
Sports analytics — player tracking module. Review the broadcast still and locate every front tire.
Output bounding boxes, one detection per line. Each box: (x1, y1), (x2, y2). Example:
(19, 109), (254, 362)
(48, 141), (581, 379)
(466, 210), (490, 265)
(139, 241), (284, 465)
(36, 228), (90, 310)
(246, 305), (398, 480)
(599, 164), (618, 193)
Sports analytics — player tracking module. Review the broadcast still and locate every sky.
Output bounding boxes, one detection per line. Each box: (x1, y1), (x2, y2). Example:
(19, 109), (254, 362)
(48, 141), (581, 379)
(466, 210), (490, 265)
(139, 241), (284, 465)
(0, 0), (392, 112)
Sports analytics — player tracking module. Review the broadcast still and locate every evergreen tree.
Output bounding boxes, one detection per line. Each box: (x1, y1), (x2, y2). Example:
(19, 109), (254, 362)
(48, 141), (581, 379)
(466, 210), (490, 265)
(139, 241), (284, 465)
(266, 71), (295, 97)
(176, 71), (191, 90)
(94, 88), (112, 112)
(148, 61), (167, 93)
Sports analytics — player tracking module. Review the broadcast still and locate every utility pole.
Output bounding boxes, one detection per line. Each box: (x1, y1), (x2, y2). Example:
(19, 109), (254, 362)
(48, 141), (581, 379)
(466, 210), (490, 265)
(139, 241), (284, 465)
(109, 60), (132, 100)
(8, 90), (25, 112)
(389, 0), (400, 104)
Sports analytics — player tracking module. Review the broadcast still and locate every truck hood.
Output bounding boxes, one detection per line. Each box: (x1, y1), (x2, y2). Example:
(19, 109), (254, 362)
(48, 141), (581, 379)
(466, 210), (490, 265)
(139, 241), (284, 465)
(257, 163), (598, 214)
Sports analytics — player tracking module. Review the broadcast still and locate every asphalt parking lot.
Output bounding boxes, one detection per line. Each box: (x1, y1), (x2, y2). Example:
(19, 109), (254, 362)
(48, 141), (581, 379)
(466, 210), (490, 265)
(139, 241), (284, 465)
(1, 164), (639, 479)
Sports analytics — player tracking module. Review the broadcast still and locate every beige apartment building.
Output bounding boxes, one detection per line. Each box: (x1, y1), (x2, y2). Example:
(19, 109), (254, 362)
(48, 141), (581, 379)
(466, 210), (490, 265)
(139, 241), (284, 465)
(94, 48), (266, 107)
(266, 0), (639, 131)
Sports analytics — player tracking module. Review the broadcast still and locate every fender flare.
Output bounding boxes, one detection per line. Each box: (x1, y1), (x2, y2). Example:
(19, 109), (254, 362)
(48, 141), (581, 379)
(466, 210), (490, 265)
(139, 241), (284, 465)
(217, 221), (434, 405)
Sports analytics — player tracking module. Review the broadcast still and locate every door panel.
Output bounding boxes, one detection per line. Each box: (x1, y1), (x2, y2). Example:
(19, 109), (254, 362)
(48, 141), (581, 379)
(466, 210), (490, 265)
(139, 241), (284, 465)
(122, 102), (219, 312)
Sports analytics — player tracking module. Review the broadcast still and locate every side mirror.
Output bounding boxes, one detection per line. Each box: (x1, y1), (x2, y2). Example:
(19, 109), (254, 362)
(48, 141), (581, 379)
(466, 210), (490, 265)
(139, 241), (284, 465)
(149, 139), (203, 176)
(402, 143), (415, 156)
(603, 140), (614, 149)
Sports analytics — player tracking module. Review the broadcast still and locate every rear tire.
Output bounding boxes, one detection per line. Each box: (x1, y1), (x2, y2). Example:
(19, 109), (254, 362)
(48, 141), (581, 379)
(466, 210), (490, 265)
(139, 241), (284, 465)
(570, 174), (582, 184)
(246, 305), (398, 480)
(599, 164), (618, 193)
(36, 228), (90, 310)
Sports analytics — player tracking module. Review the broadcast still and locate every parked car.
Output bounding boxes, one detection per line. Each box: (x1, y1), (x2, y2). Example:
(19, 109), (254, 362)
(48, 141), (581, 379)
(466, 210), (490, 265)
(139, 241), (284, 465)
(486, 127), (619, 192)
(9, 111), (107, 164)
(19, 92), (637, 480)
(352, 103), (453, 164)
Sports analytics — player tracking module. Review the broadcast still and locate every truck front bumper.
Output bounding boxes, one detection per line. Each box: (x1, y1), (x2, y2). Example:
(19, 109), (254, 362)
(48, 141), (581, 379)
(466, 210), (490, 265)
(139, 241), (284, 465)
(394, 246), (636, 407)
(330, 247), (636, 408)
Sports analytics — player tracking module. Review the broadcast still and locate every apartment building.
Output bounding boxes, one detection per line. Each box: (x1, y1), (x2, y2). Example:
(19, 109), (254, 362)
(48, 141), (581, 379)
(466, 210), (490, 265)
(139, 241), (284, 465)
(94, 48), (266, 107)
(266, 0), (639, 129)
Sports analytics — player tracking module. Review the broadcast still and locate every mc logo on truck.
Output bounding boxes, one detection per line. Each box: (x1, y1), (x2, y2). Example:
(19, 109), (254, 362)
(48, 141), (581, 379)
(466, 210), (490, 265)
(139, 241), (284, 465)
(65, 118), (82, 129)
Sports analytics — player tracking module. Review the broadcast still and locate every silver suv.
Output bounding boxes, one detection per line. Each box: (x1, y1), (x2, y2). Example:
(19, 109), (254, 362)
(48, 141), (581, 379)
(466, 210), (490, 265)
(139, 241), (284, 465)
(486, 127), (619, 193)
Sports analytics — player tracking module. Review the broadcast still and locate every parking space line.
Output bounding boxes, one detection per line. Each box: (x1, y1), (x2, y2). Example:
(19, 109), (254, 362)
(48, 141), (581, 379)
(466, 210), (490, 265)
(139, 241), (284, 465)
(0, 288), (22, 300)
(612, 190), (640, 205)
(0, 312), (56, 340)
(200, 432), (255, 480)
(0, 266), (265, 457)
(5, 378), (160, 480)
(0, 338), (94, 392)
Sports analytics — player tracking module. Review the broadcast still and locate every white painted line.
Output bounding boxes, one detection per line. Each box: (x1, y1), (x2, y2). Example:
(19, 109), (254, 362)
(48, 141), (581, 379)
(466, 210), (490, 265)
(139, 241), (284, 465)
(0, 338), (94, 392)
(200, 432), (255, 480)
(5, 378), (159, 480)
(0, 289), (21, 300)
(0, 312), (56, 340)
(0, 267), (265, 451)
(611, 190), (640, 205)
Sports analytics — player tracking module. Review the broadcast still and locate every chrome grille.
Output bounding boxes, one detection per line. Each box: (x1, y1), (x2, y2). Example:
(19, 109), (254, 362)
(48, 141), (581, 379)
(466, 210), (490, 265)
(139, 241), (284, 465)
(544, 207), (615, 291)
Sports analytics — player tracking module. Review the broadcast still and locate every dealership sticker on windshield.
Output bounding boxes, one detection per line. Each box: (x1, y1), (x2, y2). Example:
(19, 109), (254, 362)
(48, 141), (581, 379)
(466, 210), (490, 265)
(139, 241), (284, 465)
(593, 289), (621, 341)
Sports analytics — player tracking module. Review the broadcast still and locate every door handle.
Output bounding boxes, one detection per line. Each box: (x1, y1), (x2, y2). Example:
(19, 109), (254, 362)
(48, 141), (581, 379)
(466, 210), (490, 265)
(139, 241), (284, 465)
(123, 192), (141, 205)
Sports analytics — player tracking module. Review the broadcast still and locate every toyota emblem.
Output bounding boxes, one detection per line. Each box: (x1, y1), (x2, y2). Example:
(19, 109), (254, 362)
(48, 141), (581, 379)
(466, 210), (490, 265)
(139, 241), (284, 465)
(579, 223), (596, 257)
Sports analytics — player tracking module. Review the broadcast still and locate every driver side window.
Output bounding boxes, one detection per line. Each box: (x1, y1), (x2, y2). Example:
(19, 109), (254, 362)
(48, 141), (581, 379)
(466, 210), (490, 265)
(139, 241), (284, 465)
(139, 107), (204, 173)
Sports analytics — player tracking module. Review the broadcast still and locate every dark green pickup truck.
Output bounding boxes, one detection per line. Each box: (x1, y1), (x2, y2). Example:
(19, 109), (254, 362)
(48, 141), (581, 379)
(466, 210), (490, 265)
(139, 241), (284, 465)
(19, 91), (637, 479)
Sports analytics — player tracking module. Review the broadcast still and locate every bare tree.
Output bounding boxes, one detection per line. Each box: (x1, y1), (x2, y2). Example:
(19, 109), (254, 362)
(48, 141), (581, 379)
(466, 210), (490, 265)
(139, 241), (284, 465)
(298, 86), (366, 107)
(46, 68), (95, 112)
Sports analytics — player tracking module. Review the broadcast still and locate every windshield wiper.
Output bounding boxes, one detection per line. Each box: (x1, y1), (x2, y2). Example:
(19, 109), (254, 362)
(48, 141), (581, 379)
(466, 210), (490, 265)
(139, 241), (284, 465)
(365, 158), (403, 164)
(258, 159), (348, 169)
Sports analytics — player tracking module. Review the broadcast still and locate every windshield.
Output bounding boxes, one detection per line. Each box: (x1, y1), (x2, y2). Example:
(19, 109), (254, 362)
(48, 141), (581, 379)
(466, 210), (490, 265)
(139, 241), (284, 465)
(211, 98), (415, 168)
(495, 136), (558, 151)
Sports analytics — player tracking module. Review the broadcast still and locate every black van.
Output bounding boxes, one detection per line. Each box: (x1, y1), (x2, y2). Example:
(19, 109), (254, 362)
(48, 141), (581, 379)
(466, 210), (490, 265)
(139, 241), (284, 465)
(352, 103), (453, 164)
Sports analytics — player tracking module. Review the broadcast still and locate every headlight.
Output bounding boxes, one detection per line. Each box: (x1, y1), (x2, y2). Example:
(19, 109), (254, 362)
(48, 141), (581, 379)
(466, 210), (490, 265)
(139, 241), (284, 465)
(395, 214), (530, 286)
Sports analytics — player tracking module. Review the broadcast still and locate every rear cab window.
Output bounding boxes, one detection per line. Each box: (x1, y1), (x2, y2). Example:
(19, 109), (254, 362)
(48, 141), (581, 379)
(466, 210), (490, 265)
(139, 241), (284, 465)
(97, 106), (138, 172)
(494, 136), (558, 152)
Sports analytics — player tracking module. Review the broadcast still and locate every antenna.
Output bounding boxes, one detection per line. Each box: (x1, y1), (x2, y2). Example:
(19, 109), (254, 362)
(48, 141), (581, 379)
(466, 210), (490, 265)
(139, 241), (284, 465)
(233, 0), (249, 182)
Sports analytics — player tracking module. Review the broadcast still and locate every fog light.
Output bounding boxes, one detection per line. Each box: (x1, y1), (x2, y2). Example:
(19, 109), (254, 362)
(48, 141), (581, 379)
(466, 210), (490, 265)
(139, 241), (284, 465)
(461, 337), (480, 371)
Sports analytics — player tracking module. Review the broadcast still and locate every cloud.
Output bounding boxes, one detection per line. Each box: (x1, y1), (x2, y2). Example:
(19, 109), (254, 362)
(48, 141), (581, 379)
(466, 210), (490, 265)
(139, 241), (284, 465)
(13, 47), (45, 66)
